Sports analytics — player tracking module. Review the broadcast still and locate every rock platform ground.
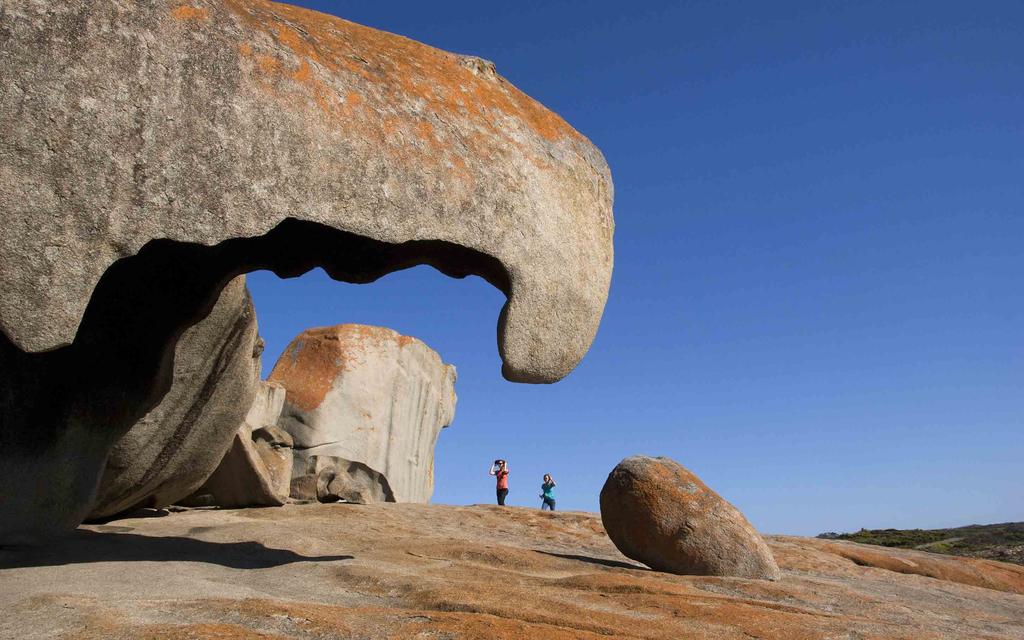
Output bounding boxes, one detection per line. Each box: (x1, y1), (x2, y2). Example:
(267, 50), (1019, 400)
(1, 503), (1022, 639)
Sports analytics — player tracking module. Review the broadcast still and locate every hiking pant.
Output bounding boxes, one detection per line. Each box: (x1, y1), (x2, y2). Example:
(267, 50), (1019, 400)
(541, 497), (556, 511)
(497, 488), (509, 506)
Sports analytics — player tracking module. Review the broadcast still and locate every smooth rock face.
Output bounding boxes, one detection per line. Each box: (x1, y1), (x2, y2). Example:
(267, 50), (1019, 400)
(245, 381), (287, 431)
(88, 277), (260, 519)
(186, 424), (294, 509)
(270, 325), (456, 503)
(600, 456), (781, 580)
(0, 0), (613, 543)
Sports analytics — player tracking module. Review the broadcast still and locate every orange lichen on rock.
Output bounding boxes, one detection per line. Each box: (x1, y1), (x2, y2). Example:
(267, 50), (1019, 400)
(291, 59), (312, 84)
(601, 456), (781, 580)
(267, 325), (423, 412)
(267, 331), (345, 413)
(244, 0), (580, 138)
(170, 5), (209, 21)
(254, 54), (280, 76)
(222, 0), (587, 186)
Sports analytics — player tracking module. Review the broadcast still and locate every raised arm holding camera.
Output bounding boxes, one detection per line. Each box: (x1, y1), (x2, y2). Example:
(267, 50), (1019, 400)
(488, 459), (510, 505)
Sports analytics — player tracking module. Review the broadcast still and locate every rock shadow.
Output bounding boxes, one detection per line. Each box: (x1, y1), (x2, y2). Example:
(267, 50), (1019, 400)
(0, 529), (352, 570)
(535, 550), (646, 570)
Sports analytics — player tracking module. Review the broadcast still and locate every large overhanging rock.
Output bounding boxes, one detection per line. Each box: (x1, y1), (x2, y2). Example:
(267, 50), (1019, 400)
(0, 0), (613, 543)
(270, 325), (456, 503)
(88, 277), (262, 520)
(0, 0), (614, 381)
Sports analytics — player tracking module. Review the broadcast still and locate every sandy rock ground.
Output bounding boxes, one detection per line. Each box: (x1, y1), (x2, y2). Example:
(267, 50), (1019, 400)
(1, 503), (1022, 639)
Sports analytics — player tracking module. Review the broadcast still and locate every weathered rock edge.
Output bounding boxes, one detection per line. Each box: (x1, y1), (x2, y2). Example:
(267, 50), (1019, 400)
(186, 424), (295, 508)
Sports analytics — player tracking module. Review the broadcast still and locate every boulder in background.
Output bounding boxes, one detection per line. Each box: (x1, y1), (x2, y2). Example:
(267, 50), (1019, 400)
(270, 325), (456, 503)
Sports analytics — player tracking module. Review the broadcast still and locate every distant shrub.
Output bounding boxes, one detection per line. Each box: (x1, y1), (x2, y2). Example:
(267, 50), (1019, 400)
(824, 522), (1024, 566)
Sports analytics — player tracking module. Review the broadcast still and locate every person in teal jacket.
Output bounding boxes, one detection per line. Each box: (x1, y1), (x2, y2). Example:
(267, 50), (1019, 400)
(540, 474), (556, 511)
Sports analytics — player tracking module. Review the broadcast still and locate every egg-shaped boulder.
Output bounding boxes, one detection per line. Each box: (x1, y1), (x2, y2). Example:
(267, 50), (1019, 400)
(600, 456), (781, 580)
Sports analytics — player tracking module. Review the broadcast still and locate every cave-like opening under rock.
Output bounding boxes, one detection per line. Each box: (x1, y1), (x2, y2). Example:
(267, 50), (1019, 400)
(0, 218), (510, 543)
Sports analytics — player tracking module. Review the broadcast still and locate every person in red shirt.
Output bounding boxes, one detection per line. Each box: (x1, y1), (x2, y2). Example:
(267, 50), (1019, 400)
(489, 459), (510, 505)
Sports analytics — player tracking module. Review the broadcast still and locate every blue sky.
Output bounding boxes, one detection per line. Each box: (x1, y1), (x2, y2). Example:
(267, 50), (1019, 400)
(249, 1), (1023, 535)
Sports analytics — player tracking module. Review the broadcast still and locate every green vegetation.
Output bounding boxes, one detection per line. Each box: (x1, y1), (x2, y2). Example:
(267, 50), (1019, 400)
(818, 522), (1024, 566)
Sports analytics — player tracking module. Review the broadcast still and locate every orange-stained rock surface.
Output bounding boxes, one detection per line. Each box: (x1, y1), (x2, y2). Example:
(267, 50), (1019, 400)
(268, 324), (418, 413)
(222, 0), (587, 151)
(601, 456), (781, 580)
(2, 504), (1022, 639)
(801, 536), (1024, 595)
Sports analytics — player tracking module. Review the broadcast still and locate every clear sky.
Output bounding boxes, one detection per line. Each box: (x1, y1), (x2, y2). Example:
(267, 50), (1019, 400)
(248, 1), (1023, 535)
